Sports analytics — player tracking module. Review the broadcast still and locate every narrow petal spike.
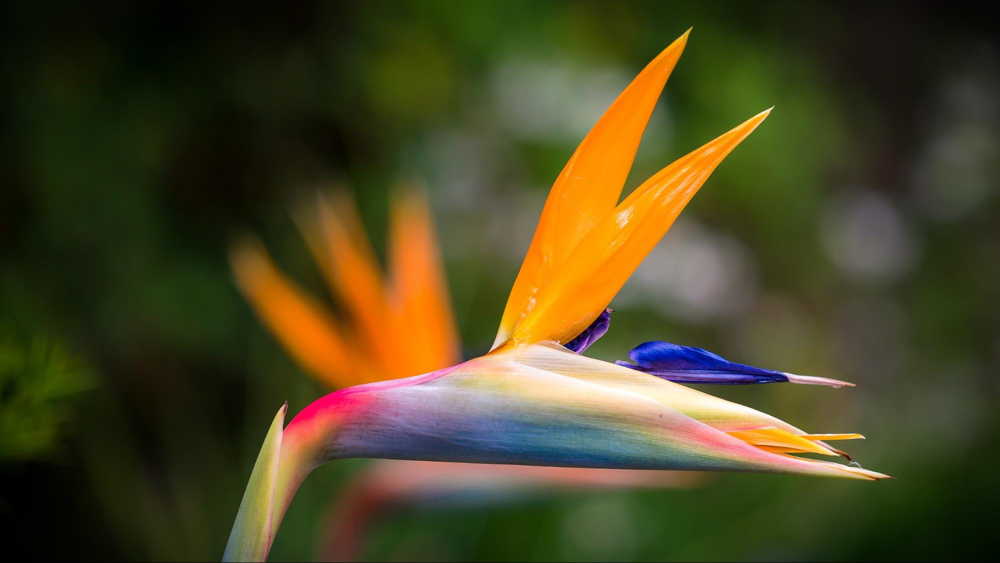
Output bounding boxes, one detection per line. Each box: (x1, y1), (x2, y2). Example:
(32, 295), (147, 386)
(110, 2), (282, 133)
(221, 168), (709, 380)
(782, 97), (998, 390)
(785, 372), (856, 388)
(389, 186), (461, 373)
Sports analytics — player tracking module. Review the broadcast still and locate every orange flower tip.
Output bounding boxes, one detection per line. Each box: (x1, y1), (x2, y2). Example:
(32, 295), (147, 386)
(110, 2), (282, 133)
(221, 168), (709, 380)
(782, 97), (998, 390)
(651, 28), (690, 67)
(784, 372), (855, 388)
(671, 26), (691, 50)
(659, 27), (690, 54)
(747, 106), (772, 128)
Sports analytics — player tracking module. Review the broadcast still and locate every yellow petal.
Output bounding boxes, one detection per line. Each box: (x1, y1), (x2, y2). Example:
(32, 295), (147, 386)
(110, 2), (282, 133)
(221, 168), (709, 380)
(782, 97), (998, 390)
(229, 239), (376, 387)
(509, 109), (771, 346)
(389, 185), (461, 374)
(727, 427), (839, 457)
(493, 30), (690, 349)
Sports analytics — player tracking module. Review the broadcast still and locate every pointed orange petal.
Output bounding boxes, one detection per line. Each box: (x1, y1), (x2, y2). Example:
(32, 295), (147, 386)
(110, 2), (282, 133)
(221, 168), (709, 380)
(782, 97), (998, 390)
(509, 109), (771, 346)
(298, 193), (399, 376)
(388, 186), (461, 374)
(493, 30), (690, 349)
(230, 239), (377, 388)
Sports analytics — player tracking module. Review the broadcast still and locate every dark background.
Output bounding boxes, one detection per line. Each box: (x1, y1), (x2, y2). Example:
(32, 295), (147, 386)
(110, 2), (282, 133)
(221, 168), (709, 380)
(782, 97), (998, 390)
(2, 1), (998, 560)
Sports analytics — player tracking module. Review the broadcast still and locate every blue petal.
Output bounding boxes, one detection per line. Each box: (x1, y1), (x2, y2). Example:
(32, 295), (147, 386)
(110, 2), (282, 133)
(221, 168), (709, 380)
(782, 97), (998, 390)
(564, 309), (612, 353)
(616, 341), (789, 385)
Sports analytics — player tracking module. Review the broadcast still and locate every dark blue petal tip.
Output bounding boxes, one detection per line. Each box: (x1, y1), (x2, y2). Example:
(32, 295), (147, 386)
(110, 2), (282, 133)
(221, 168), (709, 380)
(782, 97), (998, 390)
(617, 341), (791, 385)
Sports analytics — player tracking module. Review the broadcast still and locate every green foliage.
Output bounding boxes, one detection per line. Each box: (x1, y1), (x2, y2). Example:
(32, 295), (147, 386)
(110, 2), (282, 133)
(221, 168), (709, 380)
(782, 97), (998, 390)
(0, 328), (93, 460)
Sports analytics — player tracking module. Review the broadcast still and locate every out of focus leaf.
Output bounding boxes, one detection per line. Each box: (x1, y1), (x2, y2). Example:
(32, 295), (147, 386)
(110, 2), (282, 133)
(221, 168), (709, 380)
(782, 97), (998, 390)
(0, 328), (94, 460)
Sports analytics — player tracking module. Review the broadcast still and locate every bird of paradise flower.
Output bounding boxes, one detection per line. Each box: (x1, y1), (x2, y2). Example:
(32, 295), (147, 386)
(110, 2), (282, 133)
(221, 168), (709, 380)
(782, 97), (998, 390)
(231, 188), (700, 560)
(224, 30), (888, 562)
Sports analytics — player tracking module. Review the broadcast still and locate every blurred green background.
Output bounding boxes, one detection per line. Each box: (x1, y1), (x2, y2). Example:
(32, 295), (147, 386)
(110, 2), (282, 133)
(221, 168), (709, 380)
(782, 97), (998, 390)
(2, 1), (998, 560)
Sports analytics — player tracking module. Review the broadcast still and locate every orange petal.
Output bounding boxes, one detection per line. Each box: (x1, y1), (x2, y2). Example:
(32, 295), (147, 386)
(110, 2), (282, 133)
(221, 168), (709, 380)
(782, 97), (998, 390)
(230, 239), (377, 387)
(388, 186), (461, 374)
(299, 193), (399, 376)
(493, 30), (690, 349)
(508, 109), (771, 346)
